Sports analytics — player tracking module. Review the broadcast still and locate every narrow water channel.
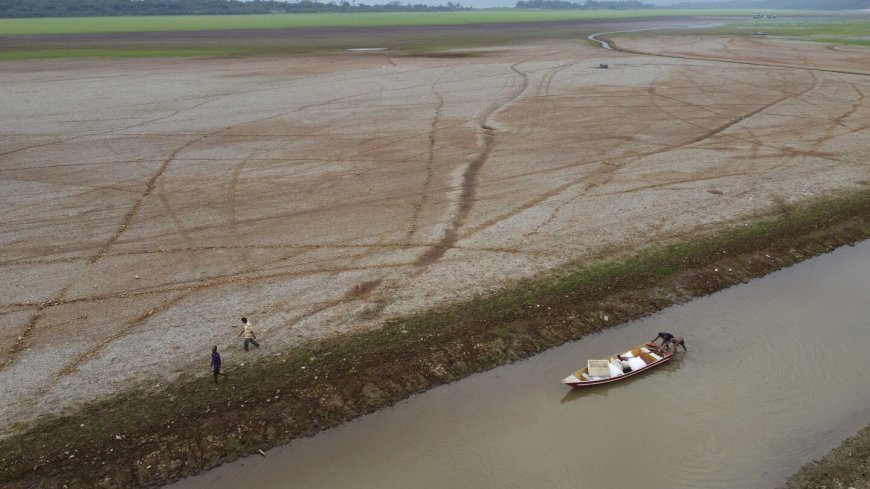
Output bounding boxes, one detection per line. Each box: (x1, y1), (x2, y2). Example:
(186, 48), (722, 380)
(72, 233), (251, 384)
(171, 241), (870, 489)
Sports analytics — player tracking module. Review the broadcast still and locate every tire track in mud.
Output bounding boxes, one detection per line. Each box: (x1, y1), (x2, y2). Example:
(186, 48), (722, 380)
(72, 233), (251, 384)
(262, 277), (386, 337)
(513, 56), (582, 139)
(646, 65), (756, 132)
(226, 154), (252, 231)
(415, 62), (530, 267)
(808, 74), (867, 150)
(0, 94), (223, 160)
(464, 69), (821, 240)
(278, 70), (462, 318)
(52, 258), (393, 376)
(58, 234), (364, 376)
(2, 70), (487, 374)
(0, 175), (144, 220)
(92, 132), (223, 265)
(664, 71), (862, 167)
(684, 71), (819, 146)
(407, 73), (447, 240)
(57, 242), (320, 376)
(2, 92), (341, 371)
(138, 91), (375, 255)
(608, 38), (870, 78)
(78, 86), (399, 334)
(59, 292), (191, 376)
(4, 154), (502, 260)
(0, 285), (71, 372)
(0, 132), (220, 374)
(0, 242), (541, 270)
(26, 80), (459, 372)
(156, 190), (198, 248)
(0, 136), (87, 158)
(261, 62), (496, 311)
(0, 157), (154, 173)
(120, 96), (221, 133)
(646, 67), (811, 153)
(516, 57), (585, 237)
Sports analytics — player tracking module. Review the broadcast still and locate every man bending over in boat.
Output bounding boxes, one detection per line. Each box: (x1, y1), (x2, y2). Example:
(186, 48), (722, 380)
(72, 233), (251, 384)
(652, 332), (687, 352)
(652, 332), (674, 347)
(664, 335), (687, 352)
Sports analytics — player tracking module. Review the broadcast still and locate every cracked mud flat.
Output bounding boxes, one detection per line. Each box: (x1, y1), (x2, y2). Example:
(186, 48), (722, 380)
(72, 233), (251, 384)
(1, 35), (868, 434)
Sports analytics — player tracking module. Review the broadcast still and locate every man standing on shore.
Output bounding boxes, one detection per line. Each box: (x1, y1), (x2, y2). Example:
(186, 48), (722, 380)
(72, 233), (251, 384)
(238, 317), (260, 351)
(211, 346), (227, 384)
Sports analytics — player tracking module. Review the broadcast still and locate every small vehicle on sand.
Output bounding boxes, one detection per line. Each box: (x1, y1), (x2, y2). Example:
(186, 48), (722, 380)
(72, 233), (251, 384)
(562, 342), (673, 387)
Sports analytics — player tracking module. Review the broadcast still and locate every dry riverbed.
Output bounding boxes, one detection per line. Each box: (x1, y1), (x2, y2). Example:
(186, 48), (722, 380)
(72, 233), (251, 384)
(0, 31), (869, 487)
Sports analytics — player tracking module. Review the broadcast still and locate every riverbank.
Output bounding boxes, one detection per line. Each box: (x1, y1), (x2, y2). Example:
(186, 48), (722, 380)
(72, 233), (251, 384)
(1, 188), (867, 488)
(781, 425), (870, 489)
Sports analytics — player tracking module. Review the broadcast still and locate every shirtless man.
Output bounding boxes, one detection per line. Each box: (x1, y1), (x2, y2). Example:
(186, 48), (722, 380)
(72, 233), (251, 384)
(652, 332), (687, 351)
(668, 336), (687, 351)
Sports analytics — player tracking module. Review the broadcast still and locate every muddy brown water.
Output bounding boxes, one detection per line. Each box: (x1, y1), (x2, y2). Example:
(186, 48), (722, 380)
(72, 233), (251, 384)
(171, 241), (870, 489)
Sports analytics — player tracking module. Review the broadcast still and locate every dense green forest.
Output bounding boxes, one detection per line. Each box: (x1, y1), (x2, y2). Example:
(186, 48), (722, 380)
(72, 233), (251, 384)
(515, 0), (653, 8)
(0, 0), (866, 18)
(0, 0), (470, 18)
(672, 0), (870, 8)
(516, 0), (868, 9)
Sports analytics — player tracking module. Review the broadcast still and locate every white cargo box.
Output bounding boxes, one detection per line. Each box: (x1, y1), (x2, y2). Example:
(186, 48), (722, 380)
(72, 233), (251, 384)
(587, 359), (611, 378)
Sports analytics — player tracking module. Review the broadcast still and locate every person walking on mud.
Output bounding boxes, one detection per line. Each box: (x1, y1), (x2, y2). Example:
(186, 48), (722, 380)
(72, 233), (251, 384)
(238, 317), (260, 351)
(211, 346), (227, 384)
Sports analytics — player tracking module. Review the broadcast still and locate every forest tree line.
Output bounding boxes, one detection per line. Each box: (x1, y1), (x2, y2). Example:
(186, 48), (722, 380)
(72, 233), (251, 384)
(1, 0), (867, 18)
(521, 0), (869, 8)
(0, 0), (470, 18)
(515, 0), (654, 9)
(671, 0), (870, 8)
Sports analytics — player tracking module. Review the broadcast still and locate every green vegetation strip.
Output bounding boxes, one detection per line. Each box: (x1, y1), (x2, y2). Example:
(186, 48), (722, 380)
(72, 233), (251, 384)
(0, 9), (817, 36)
(0, 48), (251, 59)
(712, 19), (870, 46)
(1, 188), (868, 488)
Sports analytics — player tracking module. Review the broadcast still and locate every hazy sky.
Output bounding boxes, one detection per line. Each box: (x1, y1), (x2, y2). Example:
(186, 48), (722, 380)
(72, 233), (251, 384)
(418, 0), (713, 8)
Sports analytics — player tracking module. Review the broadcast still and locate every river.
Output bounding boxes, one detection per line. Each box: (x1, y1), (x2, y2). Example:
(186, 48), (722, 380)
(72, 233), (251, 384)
(171, 241), (870, 489)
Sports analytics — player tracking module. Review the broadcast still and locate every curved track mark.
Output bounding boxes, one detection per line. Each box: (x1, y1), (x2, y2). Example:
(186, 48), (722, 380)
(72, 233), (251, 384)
(407, 92), (444, 240)
(465, 69), (820, 240)
(0, 286), (69, 371)
(684, 71), (819, 146)
(59, 292), (190, 375)
(415, 62), (530, 267)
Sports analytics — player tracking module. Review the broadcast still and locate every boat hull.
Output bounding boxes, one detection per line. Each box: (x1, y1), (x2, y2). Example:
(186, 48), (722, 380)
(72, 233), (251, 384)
(562, 342), (673, 388)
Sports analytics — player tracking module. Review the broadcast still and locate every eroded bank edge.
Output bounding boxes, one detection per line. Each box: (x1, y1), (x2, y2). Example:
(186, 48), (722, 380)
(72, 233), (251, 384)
(780, 424), (870, 489)
(1, 187), (869, 488)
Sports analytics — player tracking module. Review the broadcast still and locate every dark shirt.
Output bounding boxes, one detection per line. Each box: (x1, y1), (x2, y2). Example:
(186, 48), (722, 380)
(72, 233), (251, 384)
(211, 351), (221, 369)
(659, 332), (674, 341)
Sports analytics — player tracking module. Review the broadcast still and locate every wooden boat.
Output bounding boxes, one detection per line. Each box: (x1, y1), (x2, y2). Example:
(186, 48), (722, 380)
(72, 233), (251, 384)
(562, 342), (673, 387)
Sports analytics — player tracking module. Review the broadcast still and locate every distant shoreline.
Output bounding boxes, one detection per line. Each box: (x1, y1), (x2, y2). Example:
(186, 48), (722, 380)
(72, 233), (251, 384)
(0, 9), (821, 36)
